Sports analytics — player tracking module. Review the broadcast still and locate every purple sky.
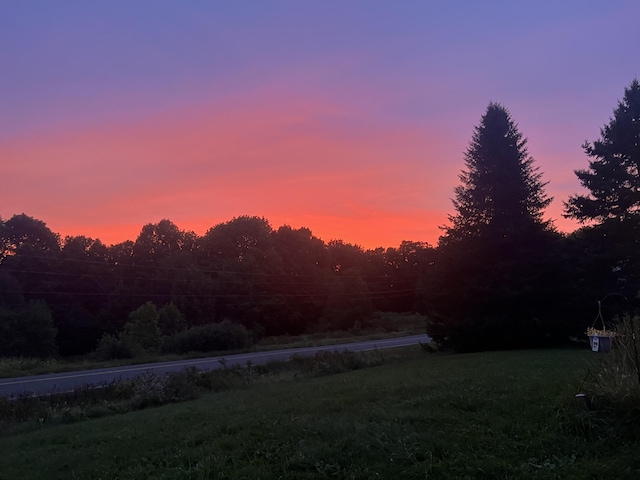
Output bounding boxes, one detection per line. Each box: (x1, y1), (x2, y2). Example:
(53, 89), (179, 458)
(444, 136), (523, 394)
(1, 1), (639, 248)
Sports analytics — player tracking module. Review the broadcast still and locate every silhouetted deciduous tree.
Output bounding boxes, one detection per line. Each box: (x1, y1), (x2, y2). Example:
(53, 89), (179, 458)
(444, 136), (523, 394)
(158, 301), (187, 336)
(0, 215), (64, 344)
(123, 301), (162, 352)
(198, 216), (280, 331)
(134, 219), (196, 264)
(0, 213), (60, 259)
(270, 225), (328, 334)
(54, 235), (111, 355)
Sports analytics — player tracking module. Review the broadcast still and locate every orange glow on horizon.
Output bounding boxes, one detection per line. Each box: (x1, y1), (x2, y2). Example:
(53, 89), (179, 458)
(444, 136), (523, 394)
(1, 92), (583, 250)
(47, 204), (581, 251)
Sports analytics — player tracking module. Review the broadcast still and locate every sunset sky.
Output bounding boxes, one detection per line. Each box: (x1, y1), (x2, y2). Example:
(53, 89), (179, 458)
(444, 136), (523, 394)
(2, 1), (639, 249)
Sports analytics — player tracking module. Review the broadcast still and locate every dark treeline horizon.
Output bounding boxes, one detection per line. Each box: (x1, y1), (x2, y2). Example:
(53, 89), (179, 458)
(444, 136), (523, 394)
(2, 79), (639, 358)
(0, 213), (435, 356)
(0, 208), (632, 358)
(2, 213), (429, 252)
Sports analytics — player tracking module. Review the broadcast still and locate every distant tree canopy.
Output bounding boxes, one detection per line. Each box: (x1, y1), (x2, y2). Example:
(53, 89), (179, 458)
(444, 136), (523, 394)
(426, 103), (563, 351)
(0, 214), (433, 357)
(1, 213), (60, 259)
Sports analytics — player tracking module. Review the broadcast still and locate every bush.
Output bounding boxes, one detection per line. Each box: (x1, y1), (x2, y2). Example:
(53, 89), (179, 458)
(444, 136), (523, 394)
(131, 371), (200, 409)
(95, 302), (164, 359)
(123, 302), (161, 352)
(94, 333), (135, 360)
(158, 302), (187, 336)
(361, 311), (427, 333)
(586, 314), (640, 413)
(290, 349), (385, 376)
(162, 320), (251, 354)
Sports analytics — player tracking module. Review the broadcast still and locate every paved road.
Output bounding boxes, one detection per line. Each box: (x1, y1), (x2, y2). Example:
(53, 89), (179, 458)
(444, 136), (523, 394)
(0, 334), (431, 398)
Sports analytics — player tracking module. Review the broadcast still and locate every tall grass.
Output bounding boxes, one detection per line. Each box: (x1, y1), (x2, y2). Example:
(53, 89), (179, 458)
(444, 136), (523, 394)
(583, 314), (640, 414)
(0, 348), (389, 434)
(0, 357), (62, 377)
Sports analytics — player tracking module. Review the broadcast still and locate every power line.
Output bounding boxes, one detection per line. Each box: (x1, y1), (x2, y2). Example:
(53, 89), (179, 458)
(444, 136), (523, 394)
(0, 251), (429, 280)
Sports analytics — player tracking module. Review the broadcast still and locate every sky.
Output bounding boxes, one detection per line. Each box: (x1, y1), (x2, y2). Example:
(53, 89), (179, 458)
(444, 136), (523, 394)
(1, 1), (639, 249)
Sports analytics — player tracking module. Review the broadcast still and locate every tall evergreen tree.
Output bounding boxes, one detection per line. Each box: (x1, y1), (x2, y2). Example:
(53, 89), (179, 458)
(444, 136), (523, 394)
(564, 79), (640, 301)
(426, 103), (562, 351)
(565, 79), (640, 223)
(443, 102), (552, 244)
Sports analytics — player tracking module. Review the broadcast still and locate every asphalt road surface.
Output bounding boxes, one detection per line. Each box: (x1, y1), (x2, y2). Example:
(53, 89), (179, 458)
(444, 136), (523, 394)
(0, 334), (431, 398)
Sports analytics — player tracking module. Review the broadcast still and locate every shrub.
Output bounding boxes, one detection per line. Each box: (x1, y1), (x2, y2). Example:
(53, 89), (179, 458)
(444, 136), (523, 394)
(124, 370), (200, 409)
(290, 349), (385, 376)
(361, 311), (427, 333)
(584, 314), (640, 417)
(123, 302), (161, 351)
(596, 315), (640, 404)
(163, 320), (251, 354)
(94, 333), (135, 360)
(158, 302), (187, 336)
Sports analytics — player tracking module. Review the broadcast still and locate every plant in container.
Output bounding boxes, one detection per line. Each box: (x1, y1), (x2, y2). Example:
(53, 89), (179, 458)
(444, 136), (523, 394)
(586, 326), (616, 353)
(586, 294), (626, 353)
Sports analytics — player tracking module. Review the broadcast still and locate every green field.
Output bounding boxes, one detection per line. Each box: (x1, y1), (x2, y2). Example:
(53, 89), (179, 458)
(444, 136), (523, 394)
(2, 348), (638, 479)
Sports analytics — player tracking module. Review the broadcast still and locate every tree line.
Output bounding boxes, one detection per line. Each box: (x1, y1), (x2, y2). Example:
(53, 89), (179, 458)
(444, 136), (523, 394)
(1, 79), (639, 357)
(0, 214), (433, 357)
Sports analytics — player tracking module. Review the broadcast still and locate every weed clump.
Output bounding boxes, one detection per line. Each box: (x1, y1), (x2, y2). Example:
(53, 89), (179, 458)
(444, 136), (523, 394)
(0, 348), (391, 433)
(582, 314), (640, 425)
(290, 349), (385, 376)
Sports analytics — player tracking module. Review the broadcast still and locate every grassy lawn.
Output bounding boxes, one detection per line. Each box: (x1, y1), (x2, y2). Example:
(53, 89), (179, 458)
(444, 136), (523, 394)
(1, 348), (638, 479)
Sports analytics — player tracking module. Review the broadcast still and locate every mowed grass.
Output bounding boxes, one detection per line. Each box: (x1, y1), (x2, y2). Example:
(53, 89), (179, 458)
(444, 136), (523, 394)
(1, 348), (638, 479)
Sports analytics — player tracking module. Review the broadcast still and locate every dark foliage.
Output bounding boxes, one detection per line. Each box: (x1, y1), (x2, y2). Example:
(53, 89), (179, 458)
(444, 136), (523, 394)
(162, 320), (251, 354)
(565, 79), (640, 301)
(441, 103), (552, 245)
(565, 79), (640, 224)
(0, 301), (58, 357)
(0, 213), (432, 358)
(5, 83), (640, 357)
(425, 103), (564, 351)
(94, 333), (135, 360)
